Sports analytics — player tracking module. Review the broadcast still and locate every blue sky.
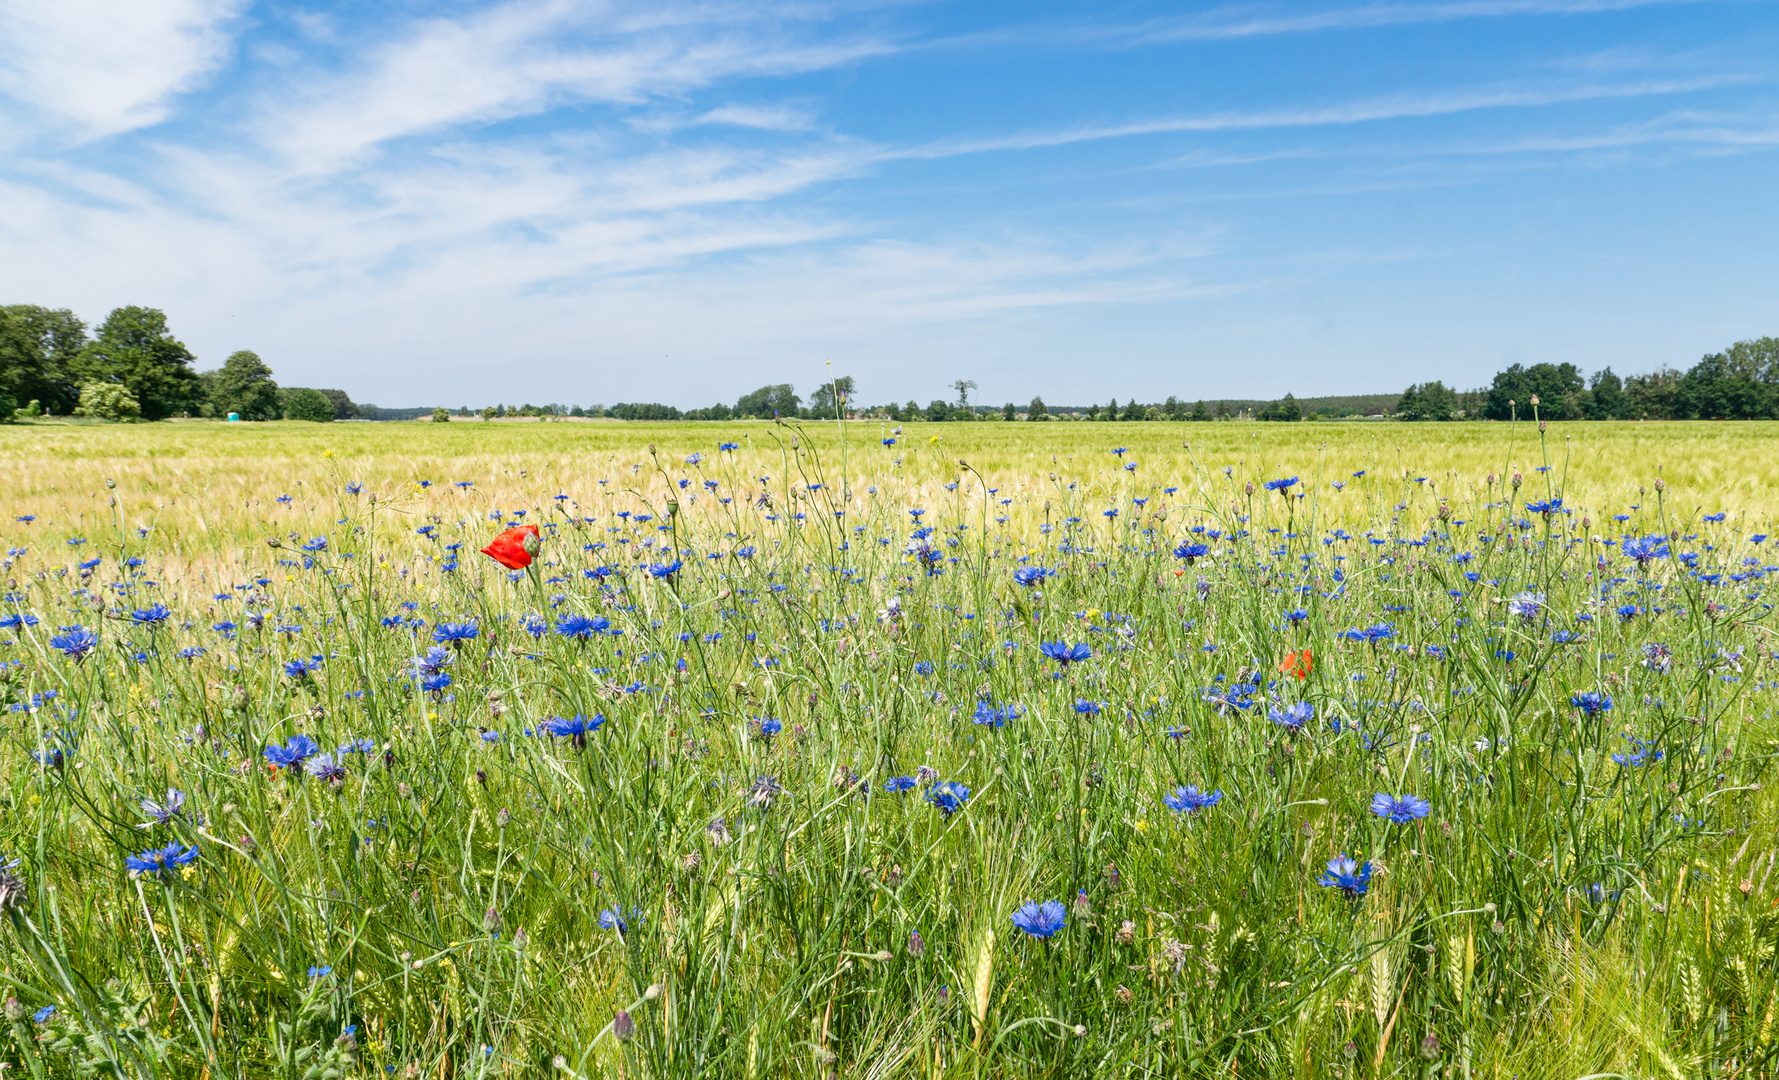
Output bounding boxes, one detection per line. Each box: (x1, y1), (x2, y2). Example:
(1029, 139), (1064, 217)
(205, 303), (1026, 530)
(1, 0), (1775, 409)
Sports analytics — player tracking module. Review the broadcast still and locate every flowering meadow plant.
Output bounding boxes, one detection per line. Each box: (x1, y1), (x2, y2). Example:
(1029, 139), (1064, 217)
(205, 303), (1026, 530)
(0, 419), (1772, 1075)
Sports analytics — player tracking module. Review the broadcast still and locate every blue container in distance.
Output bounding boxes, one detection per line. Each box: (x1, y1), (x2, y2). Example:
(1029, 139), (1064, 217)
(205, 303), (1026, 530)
(227, 412), (241, 422)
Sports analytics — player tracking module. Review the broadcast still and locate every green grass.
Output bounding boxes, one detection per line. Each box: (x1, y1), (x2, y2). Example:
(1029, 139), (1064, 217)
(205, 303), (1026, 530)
(0, 417), (1774, 1078)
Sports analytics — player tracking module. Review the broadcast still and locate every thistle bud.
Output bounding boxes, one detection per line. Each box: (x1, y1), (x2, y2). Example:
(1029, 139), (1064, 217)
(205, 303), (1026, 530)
(483, 907), (502, 934)
(1419, 1033), (1441, 1060)
(908, 931), (926, 956)
(1116, 920), (1135, 944)
(497, 807), (511, 829)
(612, 1009), (634, 1041)
(1654, 477), (1666, 492)
(3, 998), (22, 1022)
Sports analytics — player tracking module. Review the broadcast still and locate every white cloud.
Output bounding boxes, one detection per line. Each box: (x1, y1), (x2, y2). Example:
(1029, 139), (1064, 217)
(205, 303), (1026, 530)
(0, 0), (248, 140)
(259, 0), (892, 173)
(695, 103), (819, 131)
(892, 74), (1752, 158)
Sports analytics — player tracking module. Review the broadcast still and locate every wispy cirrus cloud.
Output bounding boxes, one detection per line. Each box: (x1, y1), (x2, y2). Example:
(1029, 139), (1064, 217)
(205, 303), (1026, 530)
(891, 74), (1757, 158)
(0, 0), (249, 143)
(256, 0), (894, 173)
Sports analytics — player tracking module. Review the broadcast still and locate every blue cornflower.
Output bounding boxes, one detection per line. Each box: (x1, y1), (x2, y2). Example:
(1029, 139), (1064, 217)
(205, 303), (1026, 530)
(1263, 477), (1298, 492)
(1506, 591), (1545, 620)
(125, 843), (198, 878)
(972, 700), (1021, 728)
(1621, 535), (1670, 568)
(413, 645), (453, 677)
(1616, 604), (1639, 622)
(1163, 785), (1223, 814)
(884, 776), (917, 793)
(129, 604), (171, 626)
(1341, 624), (1395, 644)
(283, 656), (322, 679)
(646, 560), (682, 580)
(1369, 793), (1432, 824)
(1317, 854), (1373, 898)
(308, 965), (332, 979)
(555, 613), (611, 640)
(1012, 566), (1051, 587)
(32, 1006), (53, 1024)
(540, 713), (606, 748)
(1612, 734), (1663, 767)
(1010, 900), (1067, 939)
(1285, 608), (1308, 625)
(1073, 699), (1103, 716)
(177, 646), (205, 661)
(1525, 498), (1562, 516)
(49, 627), (97, 660)
(300, 537), (329, 553)
(420, 671), (452, 693)
(1173, 542), (1209, 564)
(598, 907), (643, 933)
(140, 789), (186, 823)
(263, 734), (321, 770)
(1269, 701), (1314, 731)
(913, 661), (935, 676)
(718, 442), (739, 452)
(339, 739), (377, 754)
(306, 754), (346, 783)
(1570, 692), (1613, 717)
(927, 781), (970, 816)
(1038, 641), (1092, 667)
(433, 621), (479, 645)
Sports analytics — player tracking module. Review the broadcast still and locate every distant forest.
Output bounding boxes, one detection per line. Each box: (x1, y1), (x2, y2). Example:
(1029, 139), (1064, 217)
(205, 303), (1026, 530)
(3, 303), (1773, 423)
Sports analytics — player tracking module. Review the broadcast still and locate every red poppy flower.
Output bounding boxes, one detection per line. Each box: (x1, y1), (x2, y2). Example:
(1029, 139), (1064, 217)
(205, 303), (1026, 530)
(1277, 648), (1313, 681)
(482, 525), (541, 570)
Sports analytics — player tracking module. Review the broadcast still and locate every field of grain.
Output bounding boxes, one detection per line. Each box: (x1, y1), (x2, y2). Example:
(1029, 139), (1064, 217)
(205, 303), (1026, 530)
(0, 417), (1774, 1078)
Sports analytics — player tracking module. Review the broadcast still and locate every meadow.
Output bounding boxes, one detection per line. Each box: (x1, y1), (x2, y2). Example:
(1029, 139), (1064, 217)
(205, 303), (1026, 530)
(0, 416), (1775, 1078)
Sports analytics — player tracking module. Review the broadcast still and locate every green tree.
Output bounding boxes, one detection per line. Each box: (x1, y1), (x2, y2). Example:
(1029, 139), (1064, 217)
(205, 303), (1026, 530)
(1483, 363), (1584, 421)
(735, 384), (800, 419)
(0, 305), (86, 414)
(1191, 400), (1210, 421)
(925, 399), (951, 422)
(72, 381), (141, 421)
(205, 350), (281, 421)
(1622, 369), (1679, 420)
(1002, 401), (1016, 421)
(284, 388), (335, 422)
(1675, 351), (1777, 420)
(951, 379), (978, 408)
(1028, 396), (1049, 421)
(1257, 393), (1303, 422)
(1397, 381), (1458, 422)
(808, 376), (856, 418)
(431, 407), (451, 423)
(71, 307), (201, 421)
(1586, 369), (1625, 420)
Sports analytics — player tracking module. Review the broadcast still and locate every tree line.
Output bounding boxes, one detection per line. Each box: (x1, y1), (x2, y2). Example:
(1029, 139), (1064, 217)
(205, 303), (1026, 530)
(0, 304), (403, 422)
(6, 302), (1772, 424)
